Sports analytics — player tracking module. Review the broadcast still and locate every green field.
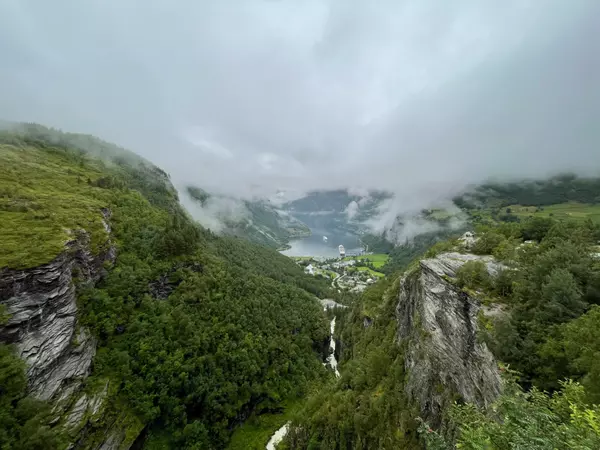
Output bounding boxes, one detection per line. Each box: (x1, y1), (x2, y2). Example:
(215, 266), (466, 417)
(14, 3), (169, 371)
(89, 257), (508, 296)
(506, 202), (600, 223)
(428, 209), (454, 220)
(347, 266), (385, 278)
(469, 202), (600, 225)
(325, 270), (338, 279)
(227, 399), (302, 450)
(355, 266), (385, 278)
(344, 253), (389, 268)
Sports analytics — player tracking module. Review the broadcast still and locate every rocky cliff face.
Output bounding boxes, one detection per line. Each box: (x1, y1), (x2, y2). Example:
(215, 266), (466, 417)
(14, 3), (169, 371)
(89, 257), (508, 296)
(0, 221), (114, 404)
(396, 252), (502, 427)
(0, 210), (131, 448)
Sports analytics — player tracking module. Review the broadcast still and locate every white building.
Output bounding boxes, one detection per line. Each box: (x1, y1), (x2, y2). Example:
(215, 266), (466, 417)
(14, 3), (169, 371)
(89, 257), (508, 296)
(304, 264), (315, 275)
(338, 245), (346, 258)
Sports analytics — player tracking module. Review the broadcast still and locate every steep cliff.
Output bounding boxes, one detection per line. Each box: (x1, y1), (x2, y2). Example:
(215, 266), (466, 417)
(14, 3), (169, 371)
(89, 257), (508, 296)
(0, 125), (182, 449)
(396, 252), (502, 427)
(0, 208), (125, 447)
(0, 211), (113, 401)
(0, 125), (350, 449)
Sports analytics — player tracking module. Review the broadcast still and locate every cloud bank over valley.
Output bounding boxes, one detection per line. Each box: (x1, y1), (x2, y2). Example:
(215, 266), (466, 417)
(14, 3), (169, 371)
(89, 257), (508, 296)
(1, 0), (599, 220)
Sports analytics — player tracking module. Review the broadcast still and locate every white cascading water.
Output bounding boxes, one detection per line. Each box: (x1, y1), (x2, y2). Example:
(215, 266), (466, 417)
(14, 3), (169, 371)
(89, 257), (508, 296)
(266, 422), (291, 450)
(266, 305), (342, 448)
(325, 316), (340, 378)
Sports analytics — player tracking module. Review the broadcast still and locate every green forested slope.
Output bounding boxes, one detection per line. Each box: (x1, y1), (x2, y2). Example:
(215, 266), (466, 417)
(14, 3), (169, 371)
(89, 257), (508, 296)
(286, 214), (600, 449)
(187, 185), (311, 250)
(0, 125), (330, 449)
(285, 277), (421, 449)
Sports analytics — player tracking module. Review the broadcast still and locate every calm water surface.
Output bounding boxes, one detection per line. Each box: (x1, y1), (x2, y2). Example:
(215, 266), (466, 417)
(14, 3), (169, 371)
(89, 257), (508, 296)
(281, 231), (361, 258)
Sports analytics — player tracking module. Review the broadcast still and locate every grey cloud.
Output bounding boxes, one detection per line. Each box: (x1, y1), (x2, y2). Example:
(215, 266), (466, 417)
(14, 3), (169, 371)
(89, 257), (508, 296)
(1, 0), (599, 212)
(344, 200), (359, 219)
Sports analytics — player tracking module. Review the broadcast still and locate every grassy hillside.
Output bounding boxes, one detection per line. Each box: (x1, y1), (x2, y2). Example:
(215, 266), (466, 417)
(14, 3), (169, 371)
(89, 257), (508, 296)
(469, 202), (600, 225)
(454, 174), (600, 209)
(0, 125), (331, 449)
(0, 144), (110, 269)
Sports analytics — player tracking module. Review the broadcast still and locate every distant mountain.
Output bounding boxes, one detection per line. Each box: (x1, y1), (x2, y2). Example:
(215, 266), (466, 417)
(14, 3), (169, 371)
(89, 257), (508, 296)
(282, 189), (393, 236)
(186, 186), (310, 249)
(453, 174), (600, 210)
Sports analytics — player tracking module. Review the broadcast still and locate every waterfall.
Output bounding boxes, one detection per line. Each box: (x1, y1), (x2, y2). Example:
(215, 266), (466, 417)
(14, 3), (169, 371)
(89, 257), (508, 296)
(266, 422), (291, 450)
(325, 316), (340, 378)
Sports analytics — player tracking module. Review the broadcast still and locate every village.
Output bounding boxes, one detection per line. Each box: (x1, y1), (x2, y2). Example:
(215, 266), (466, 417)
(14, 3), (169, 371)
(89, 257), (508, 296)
(292, 247), (388, 293)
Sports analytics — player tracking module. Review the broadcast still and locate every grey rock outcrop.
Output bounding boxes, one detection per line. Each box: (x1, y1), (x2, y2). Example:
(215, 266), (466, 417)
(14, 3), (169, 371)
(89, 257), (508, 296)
(68, 407), (144, 450)
(0, 228), (114, 404)
(458, 231), (478, 250)
(0, 210), (115, 406)
(396, 252), (502, 427)
(0, 210), (147, 450)
(422, 252), (505, 278)
(64, 381), (109, 431)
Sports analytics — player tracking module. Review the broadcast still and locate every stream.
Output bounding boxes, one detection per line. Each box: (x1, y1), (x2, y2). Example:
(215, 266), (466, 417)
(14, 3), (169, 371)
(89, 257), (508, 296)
(324, 316), (340, 377)
(266, 422), (291, 450)
(264, 299), (345, 448)
(320, 299), (346, 377)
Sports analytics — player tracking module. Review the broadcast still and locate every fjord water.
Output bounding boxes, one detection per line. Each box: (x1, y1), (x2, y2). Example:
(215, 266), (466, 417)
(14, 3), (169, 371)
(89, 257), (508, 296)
(281, 230), (362, 258)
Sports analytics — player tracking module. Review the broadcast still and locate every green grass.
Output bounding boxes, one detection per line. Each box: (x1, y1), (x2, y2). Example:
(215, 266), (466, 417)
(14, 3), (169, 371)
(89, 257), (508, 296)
(227, 398), (302, 450)
(428, 209), (454, 220)
(0, 144), (112, 269)
(469, 202), (600, 225)
(355, 266), (385, 278)
(311, 268), (337, 280)
(505, 202), (600, 223)
(344, 253), (389, 268)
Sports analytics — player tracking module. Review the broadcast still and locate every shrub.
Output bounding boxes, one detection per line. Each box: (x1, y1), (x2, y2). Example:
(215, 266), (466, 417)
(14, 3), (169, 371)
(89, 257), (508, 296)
(456, 261), (492, 291)
(471, 232), (505, 255)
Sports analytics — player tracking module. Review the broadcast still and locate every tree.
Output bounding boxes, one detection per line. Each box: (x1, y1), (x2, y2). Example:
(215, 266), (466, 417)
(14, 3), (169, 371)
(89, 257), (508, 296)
(521, 217), (554, 242)
(539, 268), (585, 324)
(471, 232), (505, 255)
(456, 261), (492, 291)
(0, 344), (64, 449)
(542, 306), (600, 403)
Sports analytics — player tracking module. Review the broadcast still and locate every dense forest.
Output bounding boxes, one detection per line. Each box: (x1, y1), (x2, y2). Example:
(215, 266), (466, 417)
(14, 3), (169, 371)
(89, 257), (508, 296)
(0, 125), (332, 449)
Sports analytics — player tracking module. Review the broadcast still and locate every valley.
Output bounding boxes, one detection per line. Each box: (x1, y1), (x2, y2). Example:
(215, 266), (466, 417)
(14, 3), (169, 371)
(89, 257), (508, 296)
(2, 3), (600, 448)
(1, 124), (600, 450)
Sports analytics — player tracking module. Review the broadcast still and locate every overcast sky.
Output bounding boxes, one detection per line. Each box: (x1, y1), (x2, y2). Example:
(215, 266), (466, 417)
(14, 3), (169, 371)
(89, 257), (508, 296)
(1, 0), (599, 206)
